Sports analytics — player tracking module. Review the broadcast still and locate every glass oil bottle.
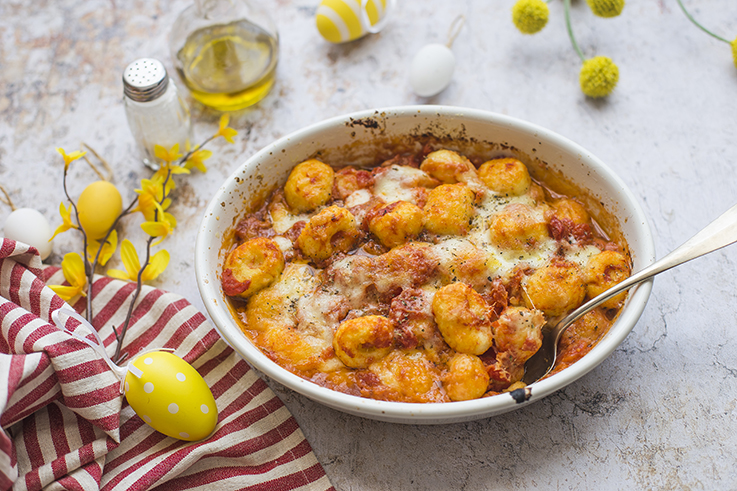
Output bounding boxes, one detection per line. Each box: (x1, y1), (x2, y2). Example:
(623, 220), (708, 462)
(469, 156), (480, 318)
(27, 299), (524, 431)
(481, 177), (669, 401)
(170, 0), (279, 111)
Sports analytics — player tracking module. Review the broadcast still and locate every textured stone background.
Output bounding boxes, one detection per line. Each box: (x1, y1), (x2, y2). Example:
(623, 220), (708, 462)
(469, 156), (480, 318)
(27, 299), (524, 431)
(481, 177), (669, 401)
(2, 0), (737, 489)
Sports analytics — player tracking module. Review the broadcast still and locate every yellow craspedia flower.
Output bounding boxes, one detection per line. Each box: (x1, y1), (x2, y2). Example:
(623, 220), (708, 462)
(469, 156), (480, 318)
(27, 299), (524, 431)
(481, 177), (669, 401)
(512, 0), (549, 35)
(580, 56), (619, 98)
(732, 37), (737, 69)
(586, 0), (624, 18)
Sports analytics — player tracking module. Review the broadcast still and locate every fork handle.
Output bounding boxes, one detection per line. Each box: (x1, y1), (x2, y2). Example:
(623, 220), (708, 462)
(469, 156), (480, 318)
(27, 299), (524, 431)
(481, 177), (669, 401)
(557, 202), (737, 330)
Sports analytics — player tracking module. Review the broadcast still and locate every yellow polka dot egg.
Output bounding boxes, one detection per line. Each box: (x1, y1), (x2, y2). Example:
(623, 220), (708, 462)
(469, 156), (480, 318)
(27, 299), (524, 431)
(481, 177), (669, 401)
(124, 351), (217, 441)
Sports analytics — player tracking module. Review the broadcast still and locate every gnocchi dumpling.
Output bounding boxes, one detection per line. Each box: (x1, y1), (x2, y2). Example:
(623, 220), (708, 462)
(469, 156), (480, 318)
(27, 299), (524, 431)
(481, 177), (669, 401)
(333, 166), (374, 200)
(523, 260), (586, 317)
(368, 350), (442, 402)
(584, 250), (630, 308)
(478, 158), (531, 197)
(222, 237), (285, 299)
(492, 306), (545, 364)
(368, 200), (424, 248)
(420, 149), (477, 184)
(443, 353), (490, 401)
(551, 198), (590, 224)
(489, 203), (549, 250)
(432, 282), (493, 355)
(245, 263), (317, 332)
(284, 159), (335, 212)
(423, 184), (475, 236)
(297, 205), (359, 261)
(333, 315), (394, 368)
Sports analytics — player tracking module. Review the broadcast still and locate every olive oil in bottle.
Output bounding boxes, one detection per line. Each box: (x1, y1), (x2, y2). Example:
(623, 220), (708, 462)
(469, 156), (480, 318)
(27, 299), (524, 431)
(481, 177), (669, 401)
(176, 20), (278, 111)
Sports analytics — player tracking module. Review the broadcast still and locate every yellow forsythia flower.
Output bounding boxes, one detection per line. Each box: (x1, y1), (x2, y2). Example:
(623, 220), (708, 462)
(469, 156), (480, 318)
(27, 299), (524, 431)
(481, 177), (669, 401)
(141, 213), (175, 246)
(512, 0), (549, 35)
(49, 252), (87, 301)
(134, 177), (170, 222)
(153, 162), (189, 190)
(49, 202), (78, 241)
(154, 144), (183, 164)
(108, 239), (170, 282)
(184, 148), (212, 173)
(732, 37), (737, 69)
(86, 230), (118, 266)
(216, 114), (238, 144)
(142, 249), (170, 281)
(580, 56), (619, 98)
(151, 162), (189, 203)
(586, 0), (624, 18)
(56, 148), (86, 171)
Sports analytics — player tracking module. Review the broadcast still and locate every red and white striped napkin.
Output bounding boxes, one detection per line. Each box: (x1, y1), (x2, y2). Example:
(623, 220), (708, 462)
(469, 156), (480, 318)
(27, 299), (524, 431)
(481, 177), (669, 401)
(0, 239), (334, 491)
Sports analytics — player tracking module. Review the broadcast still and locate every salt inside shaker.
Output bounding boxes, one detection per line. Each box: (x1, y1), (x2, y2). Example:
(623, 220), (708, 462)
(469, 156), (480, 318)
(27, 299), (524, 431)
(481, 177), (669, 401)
(123, 58), (193, 170)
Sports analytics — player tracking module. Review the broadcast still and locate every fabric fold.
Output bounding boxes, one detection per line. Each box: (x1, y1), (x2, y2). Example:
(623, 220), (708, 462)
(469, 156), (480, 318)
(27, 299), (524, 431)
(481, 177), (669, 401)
(0, 239), (333, 491)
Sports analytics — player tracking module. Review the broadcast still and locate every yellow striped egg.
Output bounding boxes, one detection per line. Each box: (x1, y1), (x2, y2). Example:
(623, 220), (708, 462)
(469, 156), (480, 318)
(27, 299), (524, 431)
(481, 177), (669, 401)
(124, 351), (218, 441)
(316, 0), (389, 43)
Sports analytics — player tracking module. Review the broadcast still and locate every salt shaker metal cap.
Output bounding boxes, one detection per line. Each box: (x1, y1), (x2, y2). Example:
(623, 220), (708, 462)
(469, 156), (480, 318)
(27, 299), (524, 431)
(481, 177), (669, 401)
(123, 58), (170, 102)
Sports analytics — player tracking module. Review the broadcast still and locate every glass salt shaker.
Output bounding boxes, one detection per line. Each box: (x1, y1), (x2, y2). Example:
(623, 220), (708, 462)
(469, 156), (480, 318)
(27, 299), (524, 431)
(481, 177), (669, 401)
(123, 58), (193, 170)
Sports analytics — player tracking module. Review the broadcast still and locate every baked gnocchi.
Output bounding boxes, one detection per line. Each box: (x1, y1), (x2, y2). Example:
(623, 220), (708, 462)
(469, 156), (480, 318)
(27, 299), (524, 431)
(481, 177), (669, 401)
(478, 157), (532, 197)
(284, 159), (335, 212)
(423, 184), (475, 236)
(222, 148), (631, 403)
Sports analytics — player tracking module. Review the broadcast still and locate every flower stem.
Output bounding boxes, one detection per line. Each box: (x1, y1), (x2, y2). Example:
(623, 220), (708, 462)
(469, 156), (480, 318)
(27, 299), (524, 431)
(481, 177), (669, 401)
(112, 167), (173, 363)
(110, 131), (220, 362)
(113, 234), (155, 363)
(676, 0), (729, 44)
(564, 0), (585, 62)
(178, 135), (217, 166)
(62, 168), (91, 281)
(86, 199), (139, 322)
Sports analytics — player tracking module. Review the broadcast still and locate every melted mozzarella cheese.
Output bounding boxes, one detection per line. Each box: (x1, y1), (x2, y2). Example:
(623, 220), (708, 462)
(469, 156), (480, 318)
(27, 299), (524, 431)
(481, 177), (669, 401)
(270, 209), (311, 234)
(273, 263), (318, 299)
(327, 255), (374, 306)
(296, 289), (344, 342)
(273, 235), (293, 255)
(489, 239), (559, 276)
(373, 165), (432, 204)
(563, 244), (602, 268)
(472, 191), (535, 223)
(345, 188), (372, 207)
(433, 237), (502, 281)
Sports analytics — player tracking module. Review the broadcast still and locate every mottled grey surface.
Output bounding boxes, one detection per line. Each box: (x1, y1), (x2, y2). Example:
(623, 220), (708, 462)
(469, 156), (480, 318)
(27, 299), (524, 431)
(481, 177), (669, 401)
(2, 0), (737, 489)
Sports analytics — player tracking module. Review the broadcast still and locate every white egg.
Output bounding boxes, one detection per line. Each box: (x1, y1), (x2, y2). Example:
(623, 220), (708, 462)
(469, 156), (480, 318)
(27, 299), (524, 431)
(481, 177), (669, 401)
(409, 43), (456, 98)
(3, 208), (53, 260)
